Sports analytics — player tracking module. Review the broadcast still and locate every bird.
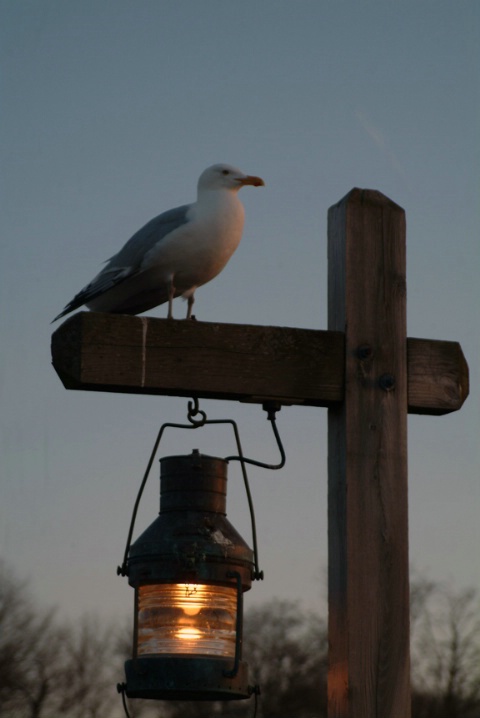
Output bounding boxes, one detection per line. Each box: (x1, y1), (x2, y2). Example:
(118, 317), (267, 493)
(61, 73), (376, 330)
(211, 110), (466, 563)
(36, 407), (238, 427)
(52, 163), (264, 322)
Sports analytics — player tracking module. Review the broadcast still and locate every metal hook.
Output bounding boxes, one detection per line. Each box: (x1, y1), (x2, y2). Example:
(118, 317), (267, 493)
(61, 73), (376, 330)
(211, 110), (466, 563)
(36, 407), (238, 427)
(187, 396), (207, 426)
(187, 396), (199, 417)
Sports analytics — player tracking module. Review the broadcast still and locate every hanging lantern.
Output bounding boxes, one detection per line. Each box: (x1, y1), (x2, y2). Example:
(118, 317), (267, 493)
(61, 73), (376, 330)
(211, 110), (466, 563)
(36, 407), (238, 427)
(123, 450), (255, 701)
(117, 400), (285, 708)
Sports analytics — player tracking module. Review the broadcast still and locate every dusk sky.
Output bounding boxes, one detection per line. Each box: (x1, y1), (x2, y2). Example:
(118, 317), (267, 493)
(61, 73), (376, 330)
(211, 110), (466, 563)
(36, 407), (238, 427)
(1, 1), (479, 624)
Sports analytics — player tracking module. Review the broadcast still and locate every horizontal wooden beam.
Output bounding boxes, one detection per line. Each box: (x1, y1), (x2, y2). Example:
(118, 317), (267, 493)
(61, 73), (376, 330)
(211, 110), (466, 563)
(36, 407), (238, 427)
(407, 337), (469, 415)
(51, 312), (468, 415)
(51, 313), (344, 406)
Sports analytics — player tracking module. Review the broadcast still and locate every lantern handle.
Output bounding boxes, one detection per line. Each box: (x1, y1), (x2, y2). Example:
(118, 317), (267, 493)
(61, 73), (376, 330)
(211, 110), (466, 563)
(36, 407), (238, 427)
(224, 401), (286, 470)
(117, 400), (286, 580)
(117, 683), (132, 718)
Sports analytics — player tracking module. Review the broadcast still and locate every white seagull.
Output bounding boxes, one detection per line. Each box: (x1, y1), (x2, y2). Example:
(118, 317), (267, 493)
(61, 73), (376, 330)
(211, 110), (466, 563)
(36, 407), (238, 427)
(53, 163), (264, 322)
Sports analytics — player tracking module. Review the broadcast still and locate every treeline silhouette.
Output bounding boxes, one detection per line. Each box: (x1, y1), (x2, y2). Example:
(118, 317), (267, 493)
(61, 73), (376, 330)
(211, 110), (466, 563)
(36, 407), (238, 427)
(1, 559), (479, 717)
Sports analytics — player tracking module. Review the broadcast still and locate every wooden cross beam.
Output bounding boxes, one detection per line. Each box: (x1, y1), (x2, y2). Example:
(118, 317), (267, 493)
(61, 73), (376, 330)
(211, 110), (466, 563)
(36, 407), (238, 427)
(51, 316), (467, 415)
(51, 188), (469, 718)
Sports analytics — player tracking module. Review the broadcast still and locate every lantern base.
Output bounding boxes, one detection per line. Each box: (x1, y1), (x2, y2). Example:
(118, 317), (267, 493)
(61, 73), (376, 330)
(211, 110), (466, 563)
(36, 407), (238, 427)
(124, 655), (252, 701)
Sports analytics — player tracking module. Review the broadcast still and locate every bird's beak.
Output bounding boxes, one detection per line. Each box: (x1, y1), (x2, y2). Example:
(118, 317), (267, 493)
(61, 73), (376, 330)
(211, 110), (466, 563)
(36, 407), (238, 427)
(238, 175), (265, 187)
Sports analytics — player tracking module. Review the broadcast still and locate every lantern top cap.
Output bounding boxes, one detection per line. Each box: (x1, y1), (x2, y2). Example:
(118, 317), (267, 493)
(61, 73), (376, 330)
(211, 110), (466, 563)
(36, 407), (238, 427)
(160, 449), (226, 463)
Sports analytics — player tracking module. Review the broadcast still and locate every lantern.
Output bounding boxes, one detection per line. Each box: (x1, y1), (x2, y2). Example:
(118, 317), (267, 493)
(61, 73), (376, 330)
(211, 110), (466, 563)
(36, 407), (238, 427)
(122, 450), (255, 701)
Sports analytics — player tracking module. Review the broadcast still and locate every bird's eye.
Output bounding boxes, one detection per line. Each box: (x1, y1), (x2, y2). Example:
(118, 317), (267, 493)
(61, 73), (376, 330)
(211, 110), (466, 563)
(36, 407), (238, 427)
(221, 169), (230, 175)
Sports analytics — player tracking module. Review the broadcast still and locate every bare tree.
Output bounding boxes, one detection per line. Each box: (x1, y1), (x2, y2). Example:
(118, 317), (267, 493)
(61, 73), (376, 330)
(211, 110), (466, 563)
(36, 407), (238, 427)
(0, 560), (28, 709)
(0, 559), (67, 717)
(0, 561), (122, 718)
(411, 582), (480, 718)
(243, 599), (327, 718)
(56, 614), (120, 718)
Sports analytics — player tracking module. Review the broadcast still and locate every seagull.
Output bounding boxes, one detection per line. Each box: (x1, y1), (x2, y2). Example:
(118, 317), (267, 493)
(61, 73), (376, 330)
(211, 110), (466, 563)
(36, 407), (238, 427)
(52, 163), (264, 322)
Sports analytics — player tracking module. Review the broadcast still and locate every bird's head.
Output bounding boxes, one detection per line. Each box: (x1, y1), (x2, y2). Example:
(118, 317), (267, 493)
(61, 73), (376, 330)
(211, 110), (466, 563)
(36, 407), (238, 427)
(197, 164), (265, 193)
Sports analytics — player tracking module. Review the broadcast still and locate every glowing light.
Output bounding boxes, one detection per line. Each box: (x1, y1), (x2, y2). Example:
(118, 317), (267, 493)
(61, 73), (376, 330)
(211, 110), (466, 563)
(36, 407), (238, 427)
(177, 627), (202, 641)
(137, 583), (237, 657)
(180, 584), (204, 616)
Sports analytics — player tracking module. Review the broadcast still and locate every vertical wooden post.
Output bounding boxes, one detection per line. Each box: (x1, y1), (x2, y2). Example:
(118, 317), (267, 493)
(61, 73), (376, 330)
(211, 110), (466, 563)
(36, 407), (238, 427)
(327, 189), (410, 717)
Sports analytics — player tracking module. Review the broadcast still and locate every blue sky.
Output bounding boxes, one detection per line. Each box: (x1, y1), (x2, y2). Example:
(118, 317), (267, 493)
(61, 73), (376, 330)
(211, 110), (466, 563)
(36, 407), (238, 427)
(1, 1), (479, 622)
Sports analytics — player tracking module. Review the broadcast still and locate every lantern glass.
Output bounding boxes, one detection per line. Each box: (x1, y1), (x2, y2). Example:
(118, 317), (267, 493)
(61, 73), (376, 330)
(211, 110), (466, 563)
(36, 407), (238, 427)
(137, 583), (237, 658)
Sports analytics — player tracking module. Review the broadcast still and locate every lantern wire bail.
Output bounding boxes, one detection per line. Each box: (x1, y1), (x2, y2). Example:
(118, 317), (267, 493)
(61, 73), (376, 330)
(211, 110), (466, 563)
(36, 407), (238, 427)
(117, 399), (285, 582)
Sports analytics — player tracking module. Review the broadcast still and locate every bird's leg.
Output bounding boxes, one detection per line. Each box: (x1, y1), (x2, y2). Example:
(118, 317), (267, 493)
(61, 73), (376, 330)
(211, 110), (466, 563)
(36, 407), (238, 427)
(186, 293), (195, 320)
(167, 278), (175, 319)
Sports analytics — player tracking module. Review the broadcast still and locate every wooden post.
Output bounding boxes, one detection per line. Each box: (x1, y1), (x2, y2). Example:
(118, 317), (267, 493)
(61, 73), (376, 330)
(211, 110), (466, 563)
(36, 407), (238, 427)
(328, 189), (410, 717)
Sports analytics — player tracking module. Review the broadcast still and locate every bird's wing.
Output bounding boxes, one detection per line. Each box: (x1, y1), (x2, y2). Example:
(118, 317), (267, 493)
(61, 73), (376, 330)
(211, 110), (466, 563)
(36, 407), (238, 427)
(107, 204), (192, 268)
(52, 204), (191, 321)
